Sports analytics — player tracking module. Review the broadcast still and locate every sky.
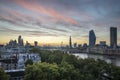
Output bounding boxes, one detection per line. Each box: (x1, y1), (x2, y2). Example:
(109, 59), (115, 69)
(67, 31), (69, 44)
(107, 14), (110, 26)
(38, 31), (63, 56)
(0, 0), (120, 46)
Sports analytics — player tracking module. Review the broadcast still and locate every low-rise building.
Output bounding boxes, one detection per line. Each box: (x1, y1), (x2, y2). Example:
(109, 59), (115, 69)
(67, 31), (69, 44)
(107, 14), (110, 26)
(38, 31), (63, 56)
(0, 52), (41, 80)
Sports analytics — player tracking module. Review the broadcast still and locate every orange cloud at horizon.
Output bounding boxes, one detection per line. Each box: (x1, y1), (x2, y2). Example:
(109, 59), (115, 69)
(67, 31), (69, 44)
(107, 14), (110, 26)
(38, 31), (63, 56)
(0, 34), (111, 46)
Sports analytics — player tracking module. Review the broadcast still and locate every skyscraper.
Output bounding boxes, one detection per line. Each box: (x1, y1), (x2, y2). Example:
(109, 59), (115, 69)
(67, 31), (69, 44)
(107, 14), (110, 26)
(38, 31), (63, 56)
(69, 36), (72, 48)
(34, 41), (38, 47)
(110, 27), (117, 47)
(89, 30), (96, 46)
(18, 35), (24, 46)
(18, 35), (21, 46)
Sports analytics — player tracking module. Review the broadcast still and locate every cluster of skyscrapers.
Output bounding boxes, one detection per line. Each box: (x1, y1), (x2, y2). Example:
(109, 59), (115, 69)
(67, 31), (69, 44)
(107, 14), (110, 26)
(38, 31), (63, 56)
(69, 27), (118, 49)
(88, 27), (117, 48)
(5, 35), (38, 49)
(0, 36), (40, 80)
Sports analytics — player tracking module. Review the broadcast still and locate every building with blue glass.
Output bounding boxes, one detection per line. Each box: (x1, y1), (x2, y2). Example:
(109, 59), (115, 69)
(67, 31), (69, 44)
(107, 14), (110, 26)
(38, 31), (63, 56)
(89, 30), (96, 46)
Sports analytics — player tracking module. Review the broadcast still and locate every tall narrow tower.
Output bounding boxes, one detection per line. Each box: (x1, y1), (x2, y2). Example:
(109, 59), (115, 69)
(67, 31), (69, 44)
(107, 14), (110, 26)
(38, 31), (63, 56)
(18, 35), (21, 46)
(110, 27), (117, 48)
(69, 36), (72, 48)
(18, 35), (24, 46)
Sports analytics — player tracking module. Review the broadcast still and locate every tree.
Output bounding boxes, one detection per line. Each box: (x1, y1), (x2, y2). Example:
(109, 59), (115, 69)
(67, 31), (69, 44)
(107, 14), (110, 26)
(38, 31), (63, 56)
(29, 48), (40, 53)
(30, 49), (64, 64)
(110, 65), (120, 80)
(62, 54), (79, 68)
(26, 48), (120, 80)
(58, 62), (81, 80)
(40, 50), (52, 62)
(0, 51), (2, 58)
(0, 68), (9, 80)
(48, 50), (64, 64)
(25, 59), (33, 66)
(24, 62), (60, 80)
(24, 62), (81, 80)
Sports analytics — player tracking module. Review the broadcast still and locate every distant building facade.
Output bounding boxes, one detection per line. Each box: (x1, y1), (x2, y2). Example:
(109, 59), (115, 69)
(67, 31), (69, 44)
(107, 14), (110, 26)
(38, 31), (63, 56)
(89, 30), (96, 46)
(0, 52), (41, 80)
(17, 53), (41, 69)
(0, 53), (41, 70)
(110, 27), (117, 48)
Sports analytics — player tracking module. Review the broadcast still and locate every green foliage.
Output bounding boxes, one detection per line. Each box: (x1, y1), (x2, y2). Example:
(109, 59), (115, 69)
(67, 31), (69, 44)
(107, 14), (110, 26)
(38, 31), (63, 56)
(24, 62), (81, 80)
(28, 48), (120, 80)
(25, 59), (33, 66)
(24, 62), (60, 80)
(40, 50), (52, 62)
(48, 50), (63, 64)
(31, 49), (64, 64)
(59, 62), (80, 80)
(110, 65), (120, 80)
(30, 48), (40, 53)
(0, 68), (10, 80)
(0, 51), (2, 58)
(62, 54), (79, 68)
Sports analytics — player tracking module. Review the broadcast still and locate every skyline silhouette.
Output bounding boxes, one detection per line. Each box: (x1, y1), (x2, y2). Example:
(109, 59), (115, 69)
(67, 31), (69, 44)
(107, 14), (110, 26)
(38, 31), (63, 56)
(0, 0), (120, 45)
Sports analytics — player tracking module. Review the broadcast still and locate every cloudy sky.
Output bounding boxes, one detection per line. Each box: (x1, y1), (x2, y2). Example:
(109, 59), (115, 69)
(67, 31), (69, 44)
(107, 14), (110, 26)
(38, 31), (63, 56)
(0, 0), (120, 46)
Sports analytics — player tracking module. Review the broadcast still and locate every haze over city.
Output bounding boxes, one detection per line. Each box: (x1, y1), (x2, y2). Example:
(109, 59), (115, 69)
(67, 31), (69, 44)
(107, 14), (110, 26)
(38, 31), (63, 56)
(0, 0), (120, 46)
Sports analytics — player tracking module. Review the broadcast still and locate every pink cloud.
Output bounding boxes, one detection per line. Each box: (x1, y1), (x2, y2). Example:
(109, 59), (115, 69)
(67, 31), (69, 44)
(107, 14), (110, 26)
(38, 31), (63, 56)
(14, 0), (79, 25)
(0, 7), (46, 26)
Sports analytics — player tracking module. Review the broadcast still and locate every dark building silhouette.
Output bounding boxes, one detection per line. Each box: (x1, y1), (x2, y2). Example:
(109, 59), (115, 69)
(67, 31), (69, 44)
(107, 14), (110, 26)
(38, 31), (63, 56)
(89, 30), (96, 46)
(73, 43), (77, 48)
(69, 36), (72, 48)
(110, 27), (117, 48)
(99, 41), (106, 46)
(34, 41), (38, 47)
(18, 35), (24, 46)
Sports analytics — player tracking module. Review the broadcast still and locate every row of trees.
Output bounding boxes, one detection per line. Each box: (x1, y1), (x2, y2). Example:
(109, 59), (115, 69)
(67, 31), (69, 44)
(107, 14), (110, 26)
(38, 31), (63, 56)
(24, 48), (120, 80)
(24, 62), (80, 80)
(1, 48), (120, 80)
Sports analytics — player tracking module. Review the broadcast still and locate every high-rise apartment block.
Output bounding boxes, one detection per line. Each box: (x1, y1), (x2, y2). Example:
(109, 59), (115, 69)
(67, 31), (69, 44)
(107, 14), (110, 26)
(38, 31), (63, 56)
(110, 27), (117, 48)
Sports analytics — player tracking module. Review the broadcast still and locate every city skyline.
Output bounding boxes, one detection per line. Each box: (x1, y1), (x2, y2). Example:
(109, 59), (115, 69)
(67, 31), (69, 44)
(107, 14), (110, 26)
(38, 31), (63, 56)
(0, 0), (120, 46)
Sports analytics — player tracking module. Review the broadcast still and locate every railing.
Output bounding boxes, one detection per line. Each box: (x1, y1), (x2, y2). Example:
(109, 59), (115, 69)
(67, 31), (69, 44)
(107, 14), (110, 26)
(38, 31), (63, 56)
(5, 69), (25, 73)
